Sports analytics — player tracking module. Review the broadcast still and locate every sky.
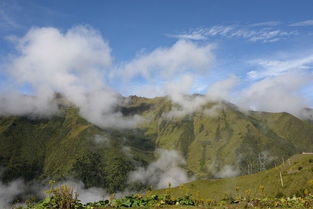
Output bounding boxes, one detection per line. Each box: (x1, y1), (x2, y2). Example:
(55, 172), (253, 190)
(1, 0), (313, 124)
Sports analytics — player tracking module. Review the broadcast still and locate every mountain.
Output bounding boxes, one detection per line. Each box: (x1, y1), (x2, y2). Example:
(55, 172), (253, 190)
(26, 154), (313, 209)
(0, 107), (155, 193)
(0, 95), (313, 192)
(154, 154), (313, 200)
(130, 96), (313, 178)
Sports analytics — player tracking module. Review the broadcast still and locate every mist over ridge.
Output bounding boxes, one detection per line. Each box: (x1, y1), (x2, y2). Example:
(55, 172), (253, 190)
(0, 26), (312, 131)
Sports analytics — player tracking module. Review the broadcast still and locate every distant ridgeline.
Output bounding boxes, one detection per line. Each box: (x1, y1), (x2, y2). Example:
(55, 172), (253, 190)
(0, 95), (313, 193)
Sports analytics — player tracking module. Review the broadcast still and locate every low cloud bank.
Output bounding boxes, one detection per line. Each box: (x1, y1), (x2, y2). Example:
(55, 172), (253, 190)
(164, 75), (238, 118)
(0, 149), (195, 207)
(0, 179), (25, 209)
(0, 179), (110, 207)
(214, 165), (240, 178)
(56, 180), (108, 204)
(237, 72), (312, 117)
(128, 149), (195, 189)
(163, 72), (312, 119)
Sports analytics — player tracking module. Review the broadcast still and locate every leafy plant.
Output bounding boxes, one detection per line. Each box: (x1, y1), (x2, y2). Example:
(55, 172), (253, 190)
(31, 182), (80, 209)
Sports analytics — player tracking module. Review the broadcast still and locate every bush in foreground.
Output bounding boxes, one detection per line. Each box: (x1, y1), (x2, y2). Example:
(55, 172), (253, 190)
(14, 182), (313, 209)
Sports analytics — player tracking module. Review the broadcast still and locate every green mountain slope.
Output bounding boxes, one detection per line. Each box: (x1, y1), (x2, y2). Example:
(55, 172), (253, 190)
(154, 154), (313, 200)
(0, 107), (155, 192)
(0, 95), (313, 192)
(132, 96), (313, 178)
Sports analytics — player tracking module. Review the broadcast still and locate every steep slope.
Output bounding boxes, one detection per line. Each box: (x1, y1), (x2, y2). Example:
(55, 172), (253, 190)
(0, 95), (313, 192)
(0, 107), (155, 192)
(154, 154), (313, 200)
(130, 97), (313, 178)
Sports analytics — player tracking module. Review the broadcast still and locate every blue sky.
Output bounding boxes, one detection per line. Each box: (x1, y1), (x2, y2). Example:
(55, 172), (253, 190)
(1, 0), (313, 60)
(1, 0), (313, 117)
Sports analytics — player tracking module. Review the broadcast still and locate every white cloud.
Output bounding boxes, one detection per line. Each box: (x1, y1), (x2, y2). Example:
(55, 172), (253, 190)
(246, 54), (313, 116)
(1, 26), (142, 128)
(0, 89), (60, 116)
(0, 9), (20, 29)
(206, 75), (239, 100)
(93, 134), (111, 146)
(169, 24), (297, 43)
(1, 26), (219, 126)
(0, 1), (21, 30)
(112, 39), (216, 102)
(128, 149), (195, 189)
(247, 54), (313, 79)
(237, 73), (312, 115)
(247, 30), (294, 43)
(158, 64), (312, 118)
(210, 26), (296, 43)
(116, 39), (215, 81)
(164, 75), (239, 118)
(1, 24), (312, 125)
(206, 25), (234, 36)
(0, 179), (25, 209)
(58, 180), (108, 204)
(248, 21), (281, 27)
(214, 165), (240, 178)
(167, 32), (207, 41)
(289, 19), (313, 27)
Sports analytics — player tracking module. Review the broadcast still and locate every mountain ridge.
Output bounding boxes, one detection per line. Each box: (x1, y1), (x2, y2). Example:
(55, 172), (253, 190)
(0, 95), (312, 192)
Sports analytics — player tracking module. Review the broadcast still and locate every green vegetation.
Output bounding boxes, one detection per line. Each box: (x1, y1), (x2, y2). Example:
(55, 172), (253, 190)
(9, 154), (313, 208)
(154, 154), (313, 201)
(19, 181), (313, 209)
(73, 151), (136, 193)
(5, 155), (313, 209)
(1, 95), (313, 194)
(27, 194), (313, 209)
(0, 107), (154, 192)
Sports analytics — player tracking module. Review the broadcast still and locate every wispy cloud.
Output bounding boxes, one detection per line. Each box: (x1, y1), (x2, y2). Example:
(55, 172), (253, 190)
(169, 23), (297, 43)
(247, 54), (313, 79)
(248, 21), (281, 27)
(167, 31), (207, 41)
(0, 9), (20, 29)
(0, 0), (21, 30)
(289, 19), (313, 27)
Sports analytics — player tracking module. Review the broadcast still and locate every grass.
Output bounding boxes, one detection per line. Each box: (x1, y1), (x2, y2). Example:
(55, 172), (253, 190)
(22, 187), (313, 209)
(17, 154), (313, 209)
(153, 154), (313, 201)
(21, 185), (313, 209)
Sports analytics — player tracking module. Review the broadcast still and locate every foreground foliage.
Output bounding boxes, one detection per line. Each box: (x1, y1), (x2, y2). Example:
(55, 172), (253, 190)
(18, 183), (313, 209)
(11, 155), (313, 209)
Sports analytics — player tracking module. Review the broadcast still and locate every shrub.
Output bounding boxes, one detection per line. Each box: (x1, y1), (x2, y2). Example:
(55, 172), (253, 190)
(275, 192), (285, 198)
(295, 188), (306, 197)
(52, 185), (78, 207)
(34, 183), (80, 209)
(221, 193), (235, 203)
